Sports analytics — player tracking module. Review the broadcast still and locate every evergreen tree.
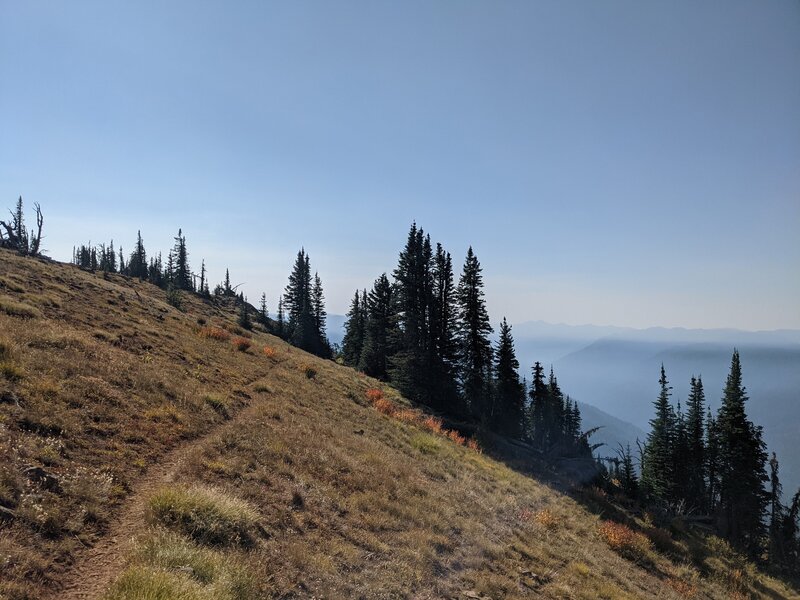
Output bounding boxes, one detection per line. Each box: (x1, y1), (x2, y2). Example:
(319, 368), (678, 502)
(706, 408), (720, 511)
(238, 294), (252, 330)
(259, 293), (268, 324)
(284, 249), (318, 354)
(493, 317), (525, 438)
(223, 269), (233, 296)
(617, 443), (639, 498)
(768, 453), (786, 565)
(672, 400), (691, 503)
(428, 243), (460, 413)
(172, 229), (191, 290)
(128, 231), (148, 279)
(341, 290), (366, 367)
(276, 295), (286, 339)
(389, 224), (434, 404)
(456, 246), (493, 421)
(641, 365), (675, 501)
(528, 362), (548, 448)
(716, 350), (768, 556)
(359, 274), (396, 380)
(685, 376), (707, 509)
(311, 271), (331, 358)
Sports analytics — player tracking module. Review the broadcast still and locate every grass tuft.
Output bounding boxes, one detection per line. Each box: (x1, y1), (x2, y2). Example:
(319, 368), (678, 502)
(598, 520), (654, 564)
(0, 296), (41, 318)
(147, 485), (259, 547)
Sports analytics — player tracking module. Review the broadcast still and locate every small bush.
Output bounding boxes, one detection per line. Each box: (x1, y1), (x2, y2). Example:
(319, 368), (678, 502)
(365, 388), (384, 403)
(374, 397), (396, 416)
(302, 365), (317, 379)
(422, 416), (444, 435)
(196, 317), (206, 325)
(147, 485), (259, 547)
(466, 438), (481, 453)
(395, 408), (420, 424)
(534, 509), (558, 530)
(104, 565), (202, 600)
(253, 383), (271, 393)
(262, 346), (278, 360)
(199, 326), (230, 341)
(446, 429), (466, 446)
(231, 337), (251, 352)
(165, 287), (183, 311)
(598, 521), (654, 564)
(0, 296), (40, 319)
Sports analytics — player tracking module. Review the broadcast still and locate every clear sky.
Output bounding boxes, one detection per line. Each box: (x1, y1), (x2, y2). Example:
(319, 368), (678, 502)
(2, 1), (799, 330)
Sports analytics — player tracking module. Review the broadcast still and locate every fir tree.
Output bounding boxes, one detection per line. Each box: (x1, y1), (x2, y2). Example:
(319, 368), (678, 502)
(715, 350), (768, 556)
(238, 294), (252, 330)
(172, 229), (191, 290)
(493, 317), (525, 438)
(284, 249), (317, 354)
(341, 290), (366, 367)
(259, 293), (268, 324)
(685, 376), (707, 509)
(617, 443), (639, 498)
(641, 365), (675, 501)
(429, 243), (460, 413)
(276, 295), (286, 339)
(128, 231), (148, 279)
(359, 274), (396, 380)
(456, 246), (493, 421)
(311, 271), (331, 358)
(706, 408), (720, 511)
(528, 361), (548, 448)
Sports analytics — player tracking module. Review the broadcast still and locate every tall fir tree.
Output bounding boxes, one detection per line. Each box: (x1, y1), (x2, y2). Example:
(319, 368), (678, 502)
(428, 243), (460, 413)
(341, 290), (366, 367)
(259, 293), (268, 324)
(172, 229), (192, 290)
(276, 295), (286, 339)
(311, 272), (331, 358)
(128, 230), (148, 279)
(685, 376), (707, 509)
(456, 246), (493, 421)
(715, 350), (768, 556)
(359, 275), (396, 380)
(527, 362), (548, 448)
(641, 365), (675, 501)
(493, 317), (525, 438)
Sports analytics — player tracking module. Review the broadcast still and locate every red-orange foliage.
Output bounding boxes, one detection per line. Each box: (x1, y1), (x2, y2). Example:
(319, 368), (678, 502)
(365, 388), (384, 403)
(395, 409), (421, 424)
(263, 346), (278, 360)
(422, 416), (443, 435)
(466, 438), (481, 453)
(374, 397), (397, 416)
(232, 337), (252, 352)
(446, 429), (466, 446)
(598, 521), (653, 562)
(199, 326), (230, 341)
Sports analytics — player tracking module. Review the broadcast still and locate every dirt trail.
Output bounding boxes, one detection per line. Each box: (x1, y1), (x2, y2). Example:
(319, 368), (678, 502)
(54, 402), (256, 600)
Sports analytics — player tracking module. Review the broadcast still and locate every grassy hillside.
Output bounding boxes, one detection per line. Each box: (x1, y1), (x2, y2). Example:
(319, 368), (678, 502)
(0, 249), (797, 599)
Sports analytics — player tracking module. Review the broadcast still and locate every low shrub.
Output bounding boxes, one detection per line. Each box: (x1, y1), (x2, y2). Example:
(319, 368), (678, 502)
(598, 520), (654, 564)
(466, 438), (481, 453)
(199, 326), (230, 341)
(374, 397), (397, 416)
(147, 485), (259, 547)
(365, 388), (384, 403)
(534, 508), (558, 530)
(262, 346), (278, 360)
(231, 337), (251, 352)
(422, 416), (444, 435)
(1, 362), (23, 381)
(302, 365), (317, 379)
(446, 429), (466, 446)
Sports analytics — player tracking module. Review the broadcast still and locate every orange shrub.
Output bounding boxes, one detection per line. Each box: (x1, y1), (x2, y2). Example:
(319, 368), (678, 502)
(534, 509), (558, 529)
(667, 578), (698, 599)
(446, 429), (466, 446)
(374, 397), (397, 416)
(466, 438), (481, 453)
(422, 416), (443, 435)
(598, 521), (653, 563)
(395, 409), (421, 424)
(365, 388), (384, 404)
(232, 337), (252, 352)
(199, 326), (230, 341)
(263, 346), (278, 360)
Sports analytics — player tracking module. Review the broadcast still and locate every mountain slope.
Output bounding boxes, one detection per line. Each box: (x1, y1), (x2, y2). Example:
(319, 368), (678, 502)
(0, 249), (797, 599)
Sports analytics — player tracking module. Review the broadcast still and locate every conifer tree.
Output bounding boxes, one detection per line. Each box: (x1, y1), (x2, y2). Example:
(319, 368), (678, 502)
(706, 408), (720, 510)
(456, 246), (493, 421)
(223, 269), (233, 296)
(768, 453), (786, 565)
(715, 350), (768, 556)
(429, 243), (460, 413)
(128, 231), (148, 279)
(284, 249), (318, 354)
(528, 362), (548, 448)
(238, 294), (252, 330)
(641, 365), (675, 501)
(685, 376), (707, 509)
(672, 400), (690, 502)
(276, 295), (286, 339)
(617, 443), (639, 498)
(172, 229), (191, 290)
(341, 290), (366, 367)
(359, 274), (396, 379)
(493, 317), (525, 438)
(389, 224), (434, 404)
(259, 293), (268, 324)
(311, 271), (331, 358)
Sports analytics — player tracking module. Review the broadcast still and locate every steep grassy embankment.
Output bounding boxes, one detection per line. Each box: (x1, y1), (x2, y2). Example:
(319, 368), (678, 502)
(0, 249), (797, 599)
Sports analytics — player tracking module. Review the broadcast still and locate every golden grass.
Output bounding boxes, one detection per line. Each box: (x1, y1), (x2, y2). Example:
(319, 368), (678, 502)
(0, 295), (41, 318)
(147, 485), (259, 547)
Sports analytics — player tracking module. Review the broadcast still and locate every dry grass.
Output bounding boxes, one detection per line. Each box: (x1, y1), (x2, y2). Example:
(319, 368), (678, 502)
(0, 248), (797, 600)
(598, 520), (655, 565)
(230, 337), (251, 352)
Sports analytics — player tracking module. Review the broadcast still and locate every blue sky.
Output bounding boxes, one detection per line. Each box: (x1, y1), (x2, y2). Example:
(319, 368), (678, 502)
(2, 1), (799, 329)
